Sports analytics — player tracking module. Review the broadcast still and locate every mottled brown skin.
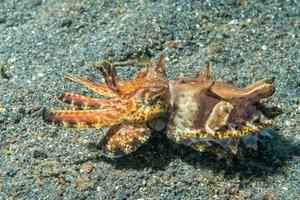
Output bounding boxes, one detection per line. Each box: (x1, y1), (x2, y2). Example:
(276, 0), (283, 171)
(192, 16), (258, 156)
(100, 124), (151, 157)
(167, 63), (279, 156)
(43, 55), (170, 158)
(43, 55), (280, 159)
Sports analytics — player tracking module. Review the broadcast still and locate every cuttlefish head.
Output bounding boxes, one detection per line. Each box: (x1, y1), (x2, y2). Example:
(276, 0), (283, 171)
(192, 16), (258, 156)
(130, 85), (170, 123)
(124, 54), (171, 124)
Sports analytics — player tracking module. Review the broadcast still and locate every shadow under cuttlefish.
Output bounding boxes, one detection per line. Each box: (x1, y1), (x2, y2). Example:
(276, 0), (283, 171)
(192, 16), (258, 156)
(80, 127), (300, 179)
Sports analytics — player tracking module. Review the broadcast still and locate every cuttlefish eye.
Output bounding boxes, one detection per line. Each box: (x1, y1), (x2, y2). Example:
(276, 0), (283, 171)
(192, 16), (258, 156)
(147, 96), (161, 105)
(140, 86), (167, 106)
(141, 95), (161, 106)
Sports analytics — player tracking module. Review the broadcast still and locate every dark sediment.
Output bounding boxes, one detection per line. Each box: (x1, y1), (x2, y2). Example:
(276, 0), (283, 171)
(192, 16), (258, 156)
(0, 0), (299, 199)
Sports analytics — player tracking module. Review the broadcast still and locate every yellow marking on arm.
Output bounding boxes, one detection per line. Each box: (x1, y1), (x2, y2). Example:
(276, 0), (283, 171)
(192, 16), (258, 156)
(62, 121), (69, 128)
(75, 122), (89, 129)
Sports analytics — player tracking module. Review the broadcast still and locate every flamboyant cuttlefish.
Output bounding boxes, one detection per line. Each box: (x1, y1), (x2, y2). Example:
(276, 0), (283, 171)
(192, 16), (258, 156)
(43, 54), (280, 158)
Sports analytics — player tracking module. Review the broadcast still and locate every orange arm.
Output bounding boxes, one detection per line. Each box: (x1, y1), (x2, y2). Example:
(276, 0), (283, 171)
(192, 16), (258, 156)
(58, 92), (122, 109)
(64, 73), (119, 97)
(43, 108), (126, 129)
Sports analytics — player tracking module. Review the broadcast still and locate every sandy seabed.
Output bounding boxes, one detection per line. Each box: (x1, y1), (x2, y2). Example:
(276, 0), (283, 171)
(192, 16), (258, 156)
(0, 0), (299, 199)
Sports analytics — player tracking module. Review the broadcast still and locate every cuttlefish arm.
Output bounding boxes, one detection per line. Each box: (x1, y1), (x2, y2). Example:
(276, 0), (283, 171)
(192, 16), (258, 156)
(64, 73), (119, 98)
(99, 124), (151, 158)
(58, 92), (124, 109)
(43, 91), (137, 129)
(43, 108), (127, 129)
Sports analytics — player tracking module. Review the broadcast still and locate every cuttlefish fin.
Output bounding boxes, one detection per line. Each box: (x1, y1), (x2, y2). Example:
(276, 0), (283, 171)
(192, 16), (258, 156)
(196, 62), (227, 100)
(211, 78), (275, 101)
(246, 77), (275, 90)
(197, 62), (211, 81)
